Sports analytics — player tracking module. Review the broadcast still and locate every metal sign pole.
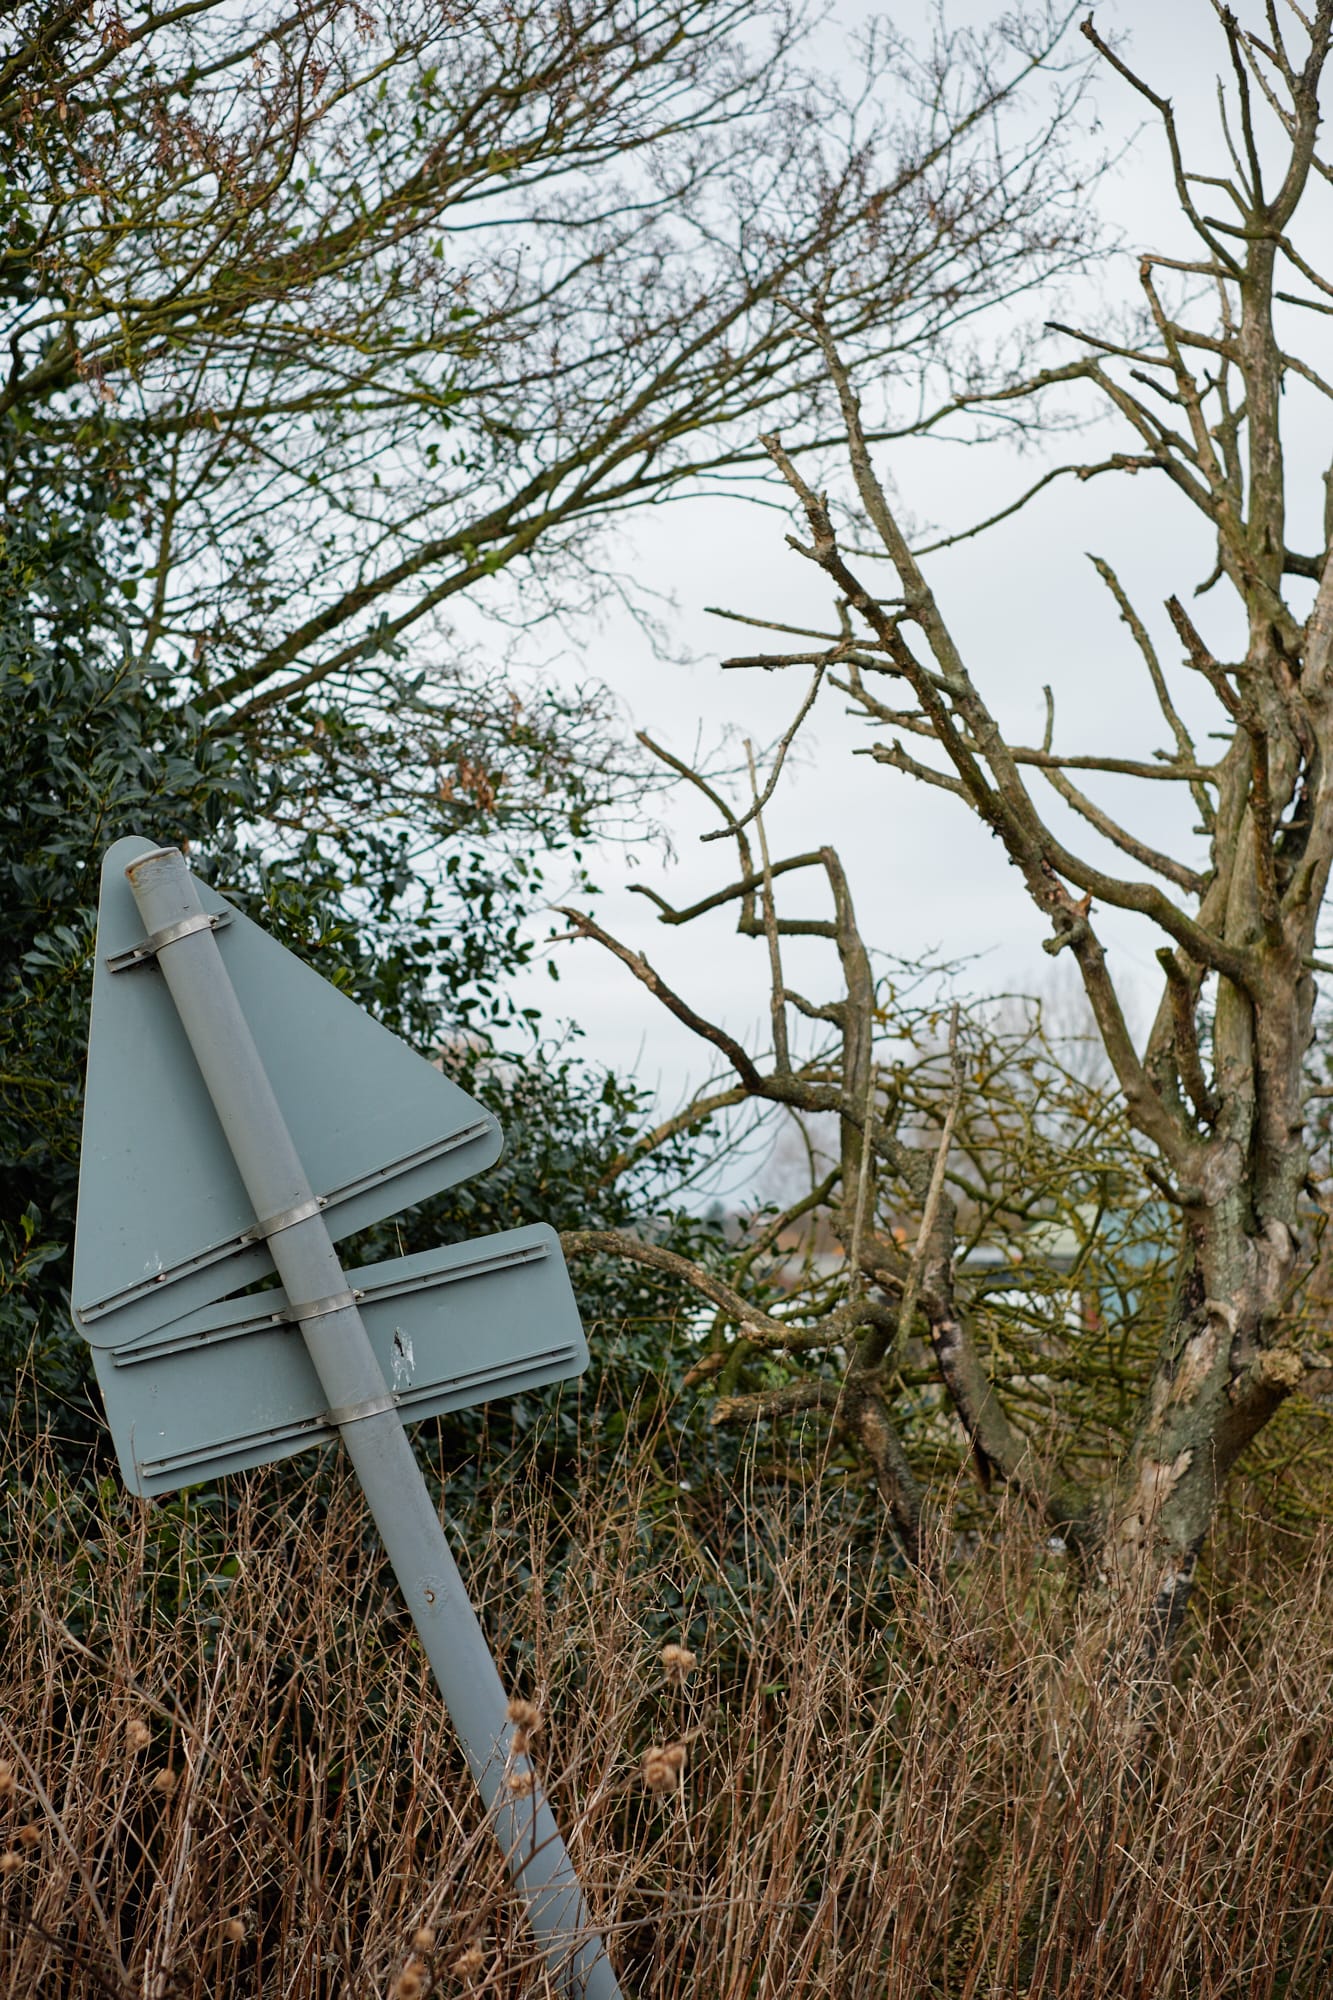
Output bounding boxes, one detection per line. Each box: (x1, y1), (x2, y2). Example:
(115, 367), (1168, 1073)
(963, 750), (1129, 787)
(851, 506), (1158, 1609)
(124, 847), (622, 2000)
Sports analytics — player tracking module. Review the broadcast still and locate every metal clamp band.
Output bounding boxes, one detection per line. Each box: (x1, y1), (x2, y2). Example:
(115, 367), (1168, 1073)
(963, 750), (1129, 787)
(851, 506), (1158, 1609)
(245, 1194), (327, 1243)
(325, 1391), (398, 1428)
(107, 909), (231, 973)
(287, 1288), (361, 1324)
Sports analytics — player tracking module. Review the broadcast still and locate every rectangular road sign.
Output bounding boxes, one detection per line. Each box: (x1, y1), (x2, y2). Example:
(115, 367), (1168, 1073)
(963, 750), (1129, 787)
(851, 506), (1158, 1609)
(92, 1225), (587, 1495)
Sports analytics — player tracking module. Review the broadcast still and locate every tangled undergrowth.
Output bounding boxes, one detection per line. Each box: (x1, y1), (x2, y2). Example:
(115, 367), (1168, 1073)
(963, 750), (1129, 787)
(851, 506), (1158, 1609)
(1, 1410), (1330, 2000)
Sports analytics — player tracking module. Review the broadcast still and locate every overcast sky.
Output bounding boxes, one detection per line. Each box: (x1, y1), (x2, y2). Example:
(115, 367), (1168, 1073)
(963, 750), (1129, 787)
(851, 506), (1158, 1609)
(486, 0), (1331, 1193)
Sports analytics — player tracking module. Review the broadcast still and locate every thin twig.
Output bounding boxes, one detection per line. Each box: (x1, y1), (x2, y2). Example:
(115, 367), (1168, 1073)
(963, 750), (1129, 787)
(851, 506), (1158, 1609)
(745, 739), (790, 1074)
(555, 908), (763, 1091)
(701, 671), (826, 844)
(892, 1006), (963, 1368)
(847, 1058), (879, 1297)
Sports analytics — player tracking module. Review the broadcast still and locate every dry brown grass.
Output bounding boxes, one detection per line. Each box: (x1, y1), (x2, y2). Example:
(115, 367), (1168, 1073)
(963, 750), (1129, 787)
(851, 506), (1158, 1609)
(1, 1415), (1330, 2000)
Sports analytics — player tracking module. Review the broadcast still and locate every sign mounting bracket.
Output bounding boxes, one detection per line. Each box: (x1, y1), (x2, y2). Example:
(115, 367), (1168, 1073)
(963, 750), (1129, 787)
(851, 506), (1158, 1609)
(106, 908), (232, 972)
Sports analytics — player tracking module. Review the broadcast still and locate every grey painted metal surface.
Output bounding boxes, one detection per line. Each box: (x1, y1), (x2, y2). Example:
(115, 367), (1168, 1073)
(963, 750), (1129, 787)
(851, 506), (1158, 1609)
(93, 1224), (587, 1495)
(73, 836), (503, 1346)
(73, 841), (623, 2000)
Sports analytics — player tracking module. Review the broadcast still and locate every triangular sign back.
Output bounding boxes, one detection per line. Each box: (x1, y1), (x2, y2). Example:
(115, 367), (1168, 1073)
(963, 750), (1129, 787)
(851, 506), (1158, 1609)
(72, 837), (503, 1346)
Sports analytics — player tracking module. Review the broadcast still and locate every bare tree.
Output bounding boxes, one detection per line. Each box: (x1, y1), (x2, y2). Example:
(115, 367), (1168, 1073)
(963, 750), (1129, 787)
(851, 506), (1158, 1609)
(560, 0), (1333, 1654)
(559, 797), (1169, 1565)
(2, 0), (1096, 738)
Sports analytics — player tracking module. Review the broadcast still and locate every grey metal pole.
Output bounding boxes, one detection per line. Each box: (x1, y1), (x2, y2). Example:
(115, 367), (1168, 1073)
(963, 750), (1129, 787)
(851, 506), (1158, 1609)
(124, 846), (623, 2000)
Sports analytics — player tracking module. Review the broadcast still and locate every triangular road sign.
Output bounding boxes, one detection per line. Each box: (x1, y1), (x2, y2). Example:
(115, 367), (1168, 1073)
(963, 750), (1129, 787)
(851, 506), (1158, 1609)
(72, 836), (502, 1346)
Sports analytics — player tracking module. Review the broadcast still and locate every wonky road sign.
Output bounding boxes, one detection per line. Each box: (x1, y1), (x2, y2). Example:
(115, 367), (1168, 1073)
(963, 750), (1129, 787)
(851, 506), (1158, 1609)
(71, 837), (622, 1999)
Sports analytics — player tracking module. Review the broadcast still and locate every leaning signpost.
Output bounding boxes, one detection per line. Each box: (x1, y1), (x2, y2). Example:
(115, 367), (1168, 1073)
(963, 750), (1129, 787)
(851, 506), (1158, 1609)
(71, 837), (624, 1999)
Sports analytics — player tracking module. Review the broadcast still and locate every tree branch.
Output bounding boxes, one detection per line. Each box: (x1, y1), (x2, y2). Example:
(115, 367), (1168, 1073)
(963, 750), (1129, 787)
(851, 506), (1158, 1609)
(710, 1381), (840, 1427)
(1038, 745), (1209, 897)
(555, 908), (763, 1091)
(628, 852), (827, 927)
(700, 670), (825, 843)
(745, 739), (790, 1072)
(1156, 948), (1221, 1128)
(1088, 554), (1213, 830)
(561, 1229), (823, 1351)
